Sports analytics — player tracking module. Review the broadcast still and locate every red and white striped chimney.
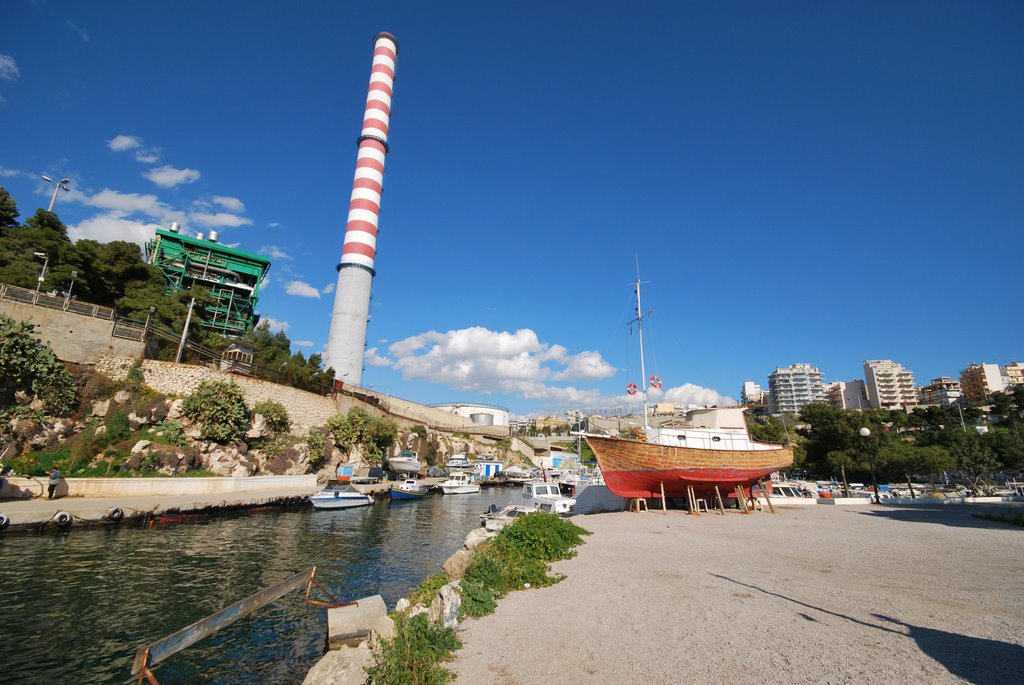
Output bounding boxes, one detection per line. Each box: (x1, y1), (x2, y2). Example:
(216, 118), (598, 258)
(325, 32), (399, 384)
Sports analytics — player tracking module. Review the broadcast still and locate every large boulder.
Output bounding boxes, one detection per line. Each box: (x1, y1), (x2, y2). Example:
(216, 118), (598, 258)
(429, 581), (461, 629)
(463, 527), (494, 550)
(442, 549), (473, 580)
(367, 614), (395, 650)
(300, 645), (373, 685)
(327, 594), (387, 649)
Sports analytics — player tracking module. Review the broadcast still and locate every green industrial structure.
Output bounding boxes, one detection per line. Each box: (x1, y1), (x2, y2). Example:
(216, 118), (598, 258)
(145, 225), (271, 336)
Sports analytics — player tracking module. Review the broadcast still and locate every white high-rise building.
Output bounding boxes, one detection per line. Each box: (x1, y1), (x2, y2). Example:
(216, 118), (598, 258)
(918, 377), (963, 407)
(741, 380), (764, 405)
(768, 363), (826, 414)
(960, 363), (1007, 406)
(827, 380), (869, 410)
(863, 360), (918, 411)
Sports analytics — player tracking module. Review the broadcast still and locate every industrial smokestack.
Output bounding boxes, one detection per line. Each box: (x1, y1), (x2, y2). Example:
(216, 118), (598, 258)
(324, 32), (398, 385)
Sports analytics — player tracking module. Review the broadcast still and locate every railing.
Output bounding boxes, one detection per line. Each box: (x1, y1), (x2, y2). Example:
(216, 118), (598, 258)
(0, 281), (115, 320)
(131, 566), (348, 685)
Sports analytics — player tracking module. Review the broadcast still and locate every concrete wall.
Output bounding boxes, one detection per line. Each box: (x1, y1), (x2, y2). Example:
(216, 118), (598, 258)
(0, 474), (316, 499)
(0, 299), (145, 364)
(97, 356), (338, 435)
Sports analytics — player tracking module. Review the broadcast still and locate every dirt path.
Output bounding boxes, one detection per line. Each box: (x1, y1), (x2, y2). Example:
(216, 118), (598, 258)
(450, 503), (1024, 684)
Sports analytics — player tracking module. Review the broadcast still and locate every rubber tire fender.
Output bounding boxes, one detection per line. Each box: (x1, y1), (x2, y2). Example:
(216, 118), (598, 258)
(54, 511), (74, 527)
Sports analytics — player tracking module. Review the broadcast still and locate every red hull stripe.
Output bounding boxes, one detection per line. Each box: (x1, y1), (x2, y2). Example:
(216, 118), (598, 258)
(345, 221), (378, 236)
(342, 242), (376, 258)
(603, 468), (778, 499)
(349, 198), (380, 213)
(352, 178), (383, 193)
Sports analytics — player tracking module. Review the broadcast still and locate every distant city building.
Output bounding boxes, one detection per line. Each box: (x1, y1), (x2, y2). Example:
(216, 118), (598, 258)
(918, 376), (963, 407)
(767, 363), (826, 414)
(1003, 362), (1024, 388)
(960, 363), (1007, 406)
(863, 360), (918, 411)
(741, 380), (765, 405)
(827, 380), (869, 410)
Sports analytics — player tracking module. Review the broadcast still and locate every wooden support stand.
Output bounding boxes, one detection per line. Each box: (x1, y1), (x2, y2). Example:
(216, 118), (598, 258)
(713, 485), (726, 515)
(758, 479), (776, 514)
(686, 485), (700, 515)
(628, 497), (648, 512)
(735, 485), (750, 514)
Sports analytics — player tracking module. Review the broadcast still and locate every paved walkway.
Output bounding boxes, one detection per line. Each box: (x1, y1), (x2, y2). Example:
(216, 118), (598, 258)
(0, 485), (318, 528)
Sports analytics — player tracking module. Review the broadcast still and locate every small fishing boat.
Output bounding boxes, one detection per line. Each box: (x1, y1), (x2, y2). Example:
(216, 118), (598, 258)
(310, 485), (374, 510)
(479, 504), (536, 532)
(390, 478), (429, 500)
(439, 472), (480, 494)
(522, 480), (576, 515)
(445, 453), (472, 473)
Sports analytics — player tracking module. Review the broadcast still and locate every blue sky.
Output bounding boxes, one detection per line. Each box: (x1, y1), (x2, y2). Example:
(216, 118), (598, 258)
(2, 1), (1022, 417)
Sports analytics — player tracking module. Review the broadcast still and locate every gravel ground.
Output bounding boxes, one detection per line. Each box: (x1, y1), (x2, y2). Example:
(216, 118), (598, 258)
(450, 503), (1024, 685)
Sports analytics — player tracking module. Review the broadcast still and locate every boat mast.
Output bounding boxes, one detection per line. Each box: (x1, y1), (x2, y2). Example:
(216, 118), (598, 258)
(631, 275), (652, 429)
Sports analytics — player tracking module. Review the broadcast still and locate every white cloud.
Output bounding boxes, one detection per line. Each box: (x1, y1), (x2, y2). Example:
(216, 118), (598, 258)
(108, 134), (141, 151)
(660, 383), (736, 408)
(0, 54), (19, 81)
(268, 222), (281, 228)
(83, 188), (184, 225)
(364, 347), (392, 367)
(388, 326), (617, 405)
(213, 195), (245, 212)
(322, 282), (335, 294)
(190, 211), (252, 228)
(285, 281), (321, 298)
(0, 167), (29, 178)
(68, 213), (161, 249)
(144, 165), (200, 188)
(259, 245), (292, 260)
(293, 340), (314, 348)
(264, 317), (289, 333)
(135, 150), (161, 163)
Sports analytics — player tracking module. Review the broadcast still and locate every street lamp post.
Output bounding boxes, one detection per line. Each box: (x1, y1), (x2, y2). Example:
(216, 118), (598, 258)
(64, 270), (78, 310)
(143, 306), (156, 337)
(32, 252), (48, 302)
(42, 176), (71, 213)
(859, 427), (880, 504)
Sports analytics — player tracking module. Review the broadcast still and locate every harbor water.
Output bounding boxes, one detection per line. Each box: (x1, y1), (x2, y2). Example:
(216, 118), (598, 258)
(0, 487), (520, 685)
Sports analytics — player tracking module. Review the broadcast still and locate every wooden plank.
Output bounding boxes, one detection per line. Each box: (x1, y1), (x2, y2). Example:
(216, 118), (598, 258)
(735, 485), (750, 514)
(758, 479), (776, 514)
(131, 567), (315, 674)
(713, 485), (726, 515)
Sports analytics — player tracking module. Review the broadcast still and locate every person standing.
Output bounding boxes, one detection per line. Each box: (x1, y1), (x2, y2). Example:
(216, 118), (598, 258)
(47, 467), (60, 499)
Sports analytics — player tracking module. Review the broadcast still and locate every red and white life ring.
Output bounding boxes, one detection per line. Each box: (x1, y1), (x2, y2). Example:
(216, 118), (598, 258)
(626, 383), (638, 396)
(650, 376), (663, 389)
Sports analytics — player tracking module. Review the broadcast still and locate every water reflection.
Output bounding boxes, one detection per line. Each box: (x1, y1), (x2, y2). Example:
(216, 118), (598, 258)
(0, 488), (518, 684)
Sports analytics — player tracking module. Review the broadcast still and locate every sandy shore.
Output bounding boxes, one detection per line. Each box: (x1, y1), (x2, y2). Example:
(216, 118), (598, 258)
(450, 503), (1024, 684)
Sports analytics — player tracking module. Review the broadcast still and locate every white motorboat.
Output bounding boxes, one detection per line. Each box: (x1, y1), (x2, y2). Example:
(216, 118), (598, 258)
(445, 453), (472, 473)
(387, 450), (421, 476)
(440, 472), (480, 494)
(310, 485), (374, 510)
(479, 504), (536, 532)
(522, 480), (575, 515)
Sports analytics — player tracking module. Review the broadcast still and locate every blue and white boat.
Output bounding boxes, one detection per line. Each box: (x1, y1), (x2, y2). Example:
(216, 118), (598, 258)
(390, 478), (429, 500)
(310, 485), (375, 510)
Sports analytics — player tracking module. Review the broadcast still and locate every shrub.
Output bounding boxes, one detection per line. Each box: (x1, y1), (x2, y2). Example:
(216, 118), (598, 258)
(410, 425), (427, 439)
(254, 399), (290, 436)
(0, 316), (78, 417)
(104, 410), (132, 444)
(458, 579), (497, 618)
(181, 380), (250, 443)
(153, 419), (187, 447)
(407, 573), (449, 607)
(306, 429), (326, 467)
(364, 613), (461, 685)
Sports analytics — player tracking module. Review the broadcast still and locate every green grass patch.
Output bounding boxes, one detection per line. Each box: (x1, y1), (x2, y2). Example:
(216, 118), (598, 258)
(974, 509), (1024, 527)
(406, 573), (450, 608)
(364, 612), (461, 685)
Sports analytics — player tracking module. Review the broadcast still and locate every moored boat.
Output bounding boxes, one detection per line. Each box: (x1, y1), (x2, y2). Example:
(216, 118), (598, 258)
(310, 485), (375, 510)
(439, 472), (480, 494)
(390, 478), (429, 500)
(445, 453), (472, 473)
(479, 504), (536, 532)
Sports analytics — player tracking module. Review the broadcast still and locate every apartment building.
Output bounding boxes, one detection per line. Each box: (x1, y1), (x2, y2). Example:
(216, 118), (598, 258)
(768, 363), (826, 414)
(741, 380), (765, 405)
(960, 363), (1007, 406)
(827, 380), (869, 410)
(863, 360), (918, 411)
(918, 377), (963, 407)
(1004, 362), (1024, 388)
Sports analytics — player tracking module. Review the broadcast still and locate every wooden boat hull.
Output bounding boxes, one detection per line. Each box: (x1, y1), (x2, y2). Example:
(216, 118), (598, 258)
(389, 486), (427, 500)
(584, 435), (793, 499)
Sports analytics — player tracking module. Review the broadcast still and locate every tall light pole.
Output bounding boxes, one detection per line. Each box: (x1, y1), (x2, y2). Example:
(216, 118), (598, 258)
(64, 270), (78, 310)
(859, 427), (880, 504)
(32, 252), (48, 301)
(42, 176), (70, 212)
(143, 306), (156, 337)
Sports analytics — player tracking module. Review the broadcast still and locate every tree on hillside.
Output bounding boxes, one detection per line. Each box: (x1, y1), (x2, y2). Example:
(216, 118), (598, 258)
(0, 186), (19, 228)
(0, 315), (78, 417)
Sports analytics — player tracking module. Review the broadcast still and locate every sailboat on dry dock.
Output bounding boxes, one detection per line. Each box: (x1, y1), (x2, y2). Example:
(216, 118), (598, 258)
(583, 277), (793, 501)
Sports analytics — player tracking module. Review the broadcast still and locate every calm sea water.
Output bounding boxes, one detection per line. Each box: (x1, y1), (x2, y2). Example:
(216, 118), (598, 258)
(0, 488), (519, 685)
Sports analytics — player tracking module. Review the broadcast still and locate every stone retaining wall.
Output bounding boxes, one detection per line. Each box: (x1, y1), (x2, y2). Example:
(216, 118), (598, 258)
(1, 299), (145, 363)
(96, 356), (337, 434)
